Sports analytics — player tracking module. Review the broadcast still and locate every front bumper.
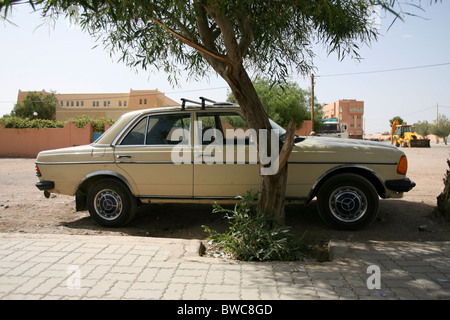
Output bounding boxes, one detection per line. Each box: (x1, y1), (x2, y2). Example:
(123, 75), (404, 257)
(385, 178), (416, 193)
(36, 180), (55, 191)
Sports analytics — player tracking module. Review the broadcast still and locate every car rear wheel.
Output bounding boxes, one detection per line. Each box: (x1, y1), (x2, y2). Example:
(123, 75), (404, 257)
(317, 173), (379, 230)
(87, 179), (136, 227)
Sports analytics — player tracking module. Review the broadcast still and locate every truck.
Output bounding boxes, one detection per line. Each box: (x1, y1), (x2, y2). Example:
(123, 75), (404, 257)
(316, 118), (348, 138)
(390, 120), (430, 148)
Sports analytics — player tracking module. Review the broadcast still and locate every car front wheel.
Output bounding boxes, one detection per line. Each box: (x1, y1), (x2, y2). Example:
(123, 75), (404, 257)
(317, 173), (379, 230)
(87, 179), (136, 227)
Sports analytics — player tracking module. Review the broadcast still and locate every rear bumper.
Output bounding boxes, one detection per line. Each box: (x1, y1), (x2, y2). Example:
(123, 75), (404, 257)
(36, 180), (55, 191)
(385, 178), (416, 193)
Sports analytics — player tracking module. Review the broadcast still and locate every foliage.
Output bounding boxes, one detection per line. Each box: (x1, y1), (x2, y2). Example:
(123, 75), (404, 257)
(202, 191), (304, 261)
(73, 115), (115, 133)
(431, 114), (450, 141)
(413, 120), (432, 137)
(0, 116), (66, 129)
(227, 78), (323, 129)
(13, 91), (57, 120)
(389, 116), (406, 127)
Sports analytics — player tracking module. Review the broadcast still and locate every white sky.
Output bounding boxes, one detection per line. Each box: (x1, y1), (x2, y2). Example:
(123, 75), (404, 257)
(1, 2), (449, 134)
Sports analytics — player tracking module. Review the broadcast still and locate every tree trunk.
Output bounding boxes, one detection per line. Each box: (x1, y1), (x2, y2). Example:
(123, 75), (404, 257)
(215, 63), (296, 225)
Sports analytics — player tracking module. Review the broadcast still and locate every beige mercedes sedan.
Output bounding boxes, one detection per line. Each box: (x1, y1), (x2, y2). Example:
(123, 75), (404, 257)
(35, 100), (415, 230)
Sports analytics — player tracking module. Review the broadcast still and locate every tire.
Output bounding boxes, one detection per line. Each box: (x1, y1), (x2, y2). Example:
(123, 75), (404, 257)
(317, 173), (379, 230)
(87, 178), (136, 227)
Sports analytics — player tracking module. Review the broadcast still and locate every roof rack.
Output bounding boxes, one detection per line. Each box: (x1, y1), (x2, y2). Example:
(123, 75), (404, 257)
(180, 97), (217, 110)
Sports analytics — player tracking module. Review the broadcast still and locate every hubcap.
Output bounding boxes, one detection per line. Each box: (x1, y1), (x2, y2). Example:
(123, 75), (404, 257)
(329, 186), (367, 223)
(94, 189), (123, 221)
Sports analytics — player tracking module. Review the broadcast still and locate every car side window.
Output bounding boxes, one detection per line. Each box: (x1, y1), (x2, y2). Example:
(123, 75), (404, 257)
(120, 113), (191, 146)
(146, 113), (191, 145)
(197, 112), (253, 145)
(120, 117), (147, 145)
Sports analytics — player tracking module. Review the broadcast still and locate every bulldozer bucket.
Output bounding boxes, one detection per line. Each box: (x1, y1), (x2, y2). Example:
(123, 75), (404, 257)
(409, 139), (430, 148)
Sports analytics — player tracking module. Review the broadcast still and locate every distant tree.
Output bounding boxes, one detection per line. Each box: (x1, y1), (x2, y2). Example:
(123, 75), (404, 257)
(13, 92), (57, 120)
(413, 120), (431, 137)
(432, 114), (450, 145)
(389, 116), (406, 127)
(227, 78), (322, 129)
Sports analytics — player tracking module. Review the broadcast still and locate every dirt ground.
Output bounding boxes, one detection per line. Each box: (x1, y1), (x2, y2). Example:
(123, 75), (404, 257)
(0, 142), (449, 247)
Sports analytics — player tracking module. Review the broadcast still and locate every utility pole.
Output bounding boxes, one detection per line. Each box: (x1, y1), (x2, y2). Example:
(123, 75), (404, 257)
(311, 74), (315, 132)
(436, 102), (439, 124)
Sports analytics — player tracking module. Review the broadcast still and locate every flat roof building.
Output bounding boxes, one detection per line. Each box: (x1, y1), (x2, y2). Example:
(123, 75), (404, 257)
(17, 89), (180, 121)
(323, 99), (364, 139)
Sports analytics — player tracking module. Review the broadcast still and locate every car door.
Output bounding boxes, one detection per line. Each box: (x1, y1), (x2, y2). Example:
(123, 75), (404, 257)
(114, 112), (193, 198)
(193, 111), (259, 198)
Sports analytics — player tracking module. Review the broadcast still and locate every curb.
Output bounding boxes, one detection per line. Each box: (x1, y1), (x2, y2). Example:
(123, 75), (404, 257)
(328, 239), (351, 261)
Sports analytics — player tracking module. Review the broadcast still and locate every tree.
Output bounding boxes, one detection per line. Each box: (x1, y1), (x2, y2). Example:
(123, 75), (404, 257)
(432, 114), (450, 145)
(0, 0), (437, 225)
(227, 78), (322, 129)
(13, 91), (57, 120)
(389, 116), (406, 127)
(413, 120), (431, 138)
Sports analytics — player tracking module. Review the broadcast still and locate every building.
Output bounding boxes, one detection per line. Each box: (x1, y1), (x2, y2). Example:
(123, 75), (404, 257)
(322, 99), (364, 139)
(17, 89), (180, 121)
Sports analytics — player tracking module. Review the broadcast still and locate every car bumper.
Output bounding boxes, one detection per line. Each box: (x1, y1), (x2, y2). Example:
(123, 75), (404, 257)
(385, 178), (416, 193)
(36, 180), (55, 191)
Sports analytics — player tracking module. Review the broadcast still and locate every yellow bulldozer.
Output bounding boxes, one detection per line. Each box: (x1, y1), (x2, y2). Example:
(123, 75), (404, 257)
(391, 120), (430, 148)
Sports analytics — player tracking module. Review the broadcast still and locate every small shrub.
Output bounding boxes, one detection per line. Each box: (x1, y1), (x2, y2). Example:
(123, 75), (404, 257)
(0, 116), (66, 129)
(202, 190), (304, 261)
(73, 115), (115, 133)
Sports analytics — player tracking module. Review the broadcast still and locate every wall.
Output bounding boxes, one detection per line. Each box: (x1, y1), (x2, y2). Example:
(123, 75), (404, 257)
(295, 120), (313, 136)
(0, 122), (93, 158)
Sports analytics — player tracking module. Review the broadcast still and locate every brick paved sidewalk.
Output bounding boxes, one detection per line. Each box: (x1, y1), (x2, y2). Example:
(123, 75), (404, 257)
(0, 233), (449, 300)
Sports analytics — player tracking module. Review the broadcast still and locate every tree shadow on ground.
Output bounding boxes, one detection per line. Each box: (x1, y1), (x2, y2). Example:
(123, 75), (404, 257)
(63, 199), (450, 243)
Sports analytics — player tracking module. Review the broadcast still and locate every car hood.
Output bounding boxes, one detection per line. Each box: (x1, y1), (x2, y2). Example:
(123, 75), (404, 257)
(299, 136), (397, 150)
(291, 136), (403, 163)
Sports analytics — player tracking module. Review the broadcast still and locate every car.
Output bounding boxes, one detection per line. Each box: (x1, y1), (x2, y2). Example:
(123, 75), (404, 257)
(35, 98), (415, 230)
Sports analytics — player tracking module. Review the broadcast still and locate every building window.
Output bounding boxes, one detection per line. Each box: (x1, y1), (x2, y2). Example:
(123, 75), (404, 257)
(67, 101), (69, 107)
(76, 101), (79, 107)
(108, 101), (111, 107)
(139, 99), (142, 105)
(93, 101), (96, 107)
(71, 101), (74, 107)
(81, 101), (84, 107)
(124, 101), (127, 106)
(144, 99), (147, 104)
(104, 101), (107, 107)
(119, 101), (122, 107)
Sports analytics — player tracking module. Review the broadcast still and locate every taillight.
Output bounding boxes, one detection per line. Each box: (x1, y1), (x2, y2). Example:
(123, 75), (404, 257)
(35, 165), (41, 177)
(397, 155), (408, 175)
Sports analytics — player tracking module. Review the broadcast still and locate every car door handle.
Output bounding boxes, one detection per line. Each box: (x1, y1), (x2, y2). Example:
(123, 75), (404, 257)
(117, 155), (134, 159)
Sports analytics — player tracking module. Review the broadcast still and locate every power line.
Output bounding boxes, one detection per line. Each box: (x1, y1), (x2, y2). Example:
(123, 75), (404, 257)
(316, 62), (450, 78)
